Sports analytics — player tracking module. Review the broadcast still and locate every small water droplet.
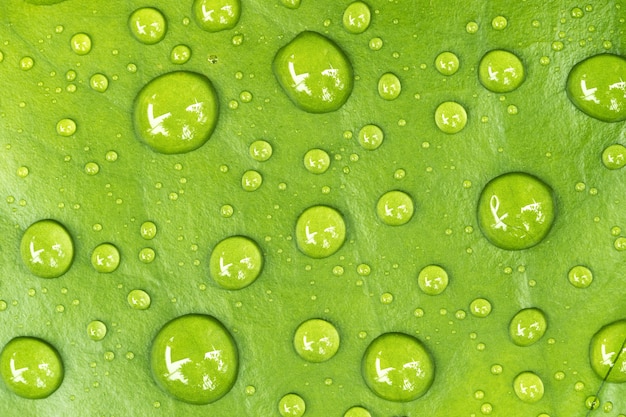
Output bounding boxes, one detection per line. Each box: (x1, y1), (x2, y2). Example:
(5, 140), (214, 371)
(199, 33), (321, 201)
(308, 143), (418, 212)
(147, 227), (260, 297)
(70, 32), (92, 55)
(435, 51), (460, 75)
(139, 247), (156, 263)
(105, 150), (118, 162)
(466, 21), (479, 34)
(56, 118), (77, 136)
(479, 50), (525, 93)
(220, 204), (234, 218)
(91, 243), (120, 273)
(89, 73), (109, 92)
(170, 44), (191, 64)
(435, 101), (468, 134)
(20, 219), (74, 278)
(343, 406), (372, 417)
(278, 393), (306, 416)
(509, 308), (547, 346)
(470, 298), (492, 317)
(376, 190), (414, 226)
(20, 56), (34, 71)
(209, 236), (263, 289)
(140, 221), (157, 240)
(357, 263), (371, 276)
(304, 148), (331, 174)
(249, 140), (273, 161)
(241, 170), (262, 191)
(16, 166), (29, 178)
(343, 1), (371, 34)
(378, 72), (401, 100)
(417, 265), (448, 295)
(568, 265), (593, 288)
(127, 289), (151, 310)
(193, 0), (241, 32)
(87, 320), (107, 341)
(491, 364), (503, 375)
(380, 292), (394, 304)
(293, 319), (340, 362)
(491, 15), (508, 30)
(369, 37), (383, 50)
(280, 0), (301, 8)
(296, 206), (346, 258)
(602, 144), (626, 169)
(84, 161), (100, 175)
(129, 7), (167, 44)
(513, 371), (544, 403)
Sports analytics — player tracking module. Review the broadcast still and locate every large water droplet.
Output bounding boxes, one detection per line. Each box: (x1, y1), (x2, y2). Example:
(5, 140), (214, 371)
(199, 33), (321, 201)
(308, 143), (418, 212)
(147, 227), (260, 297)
(20, 220), (74, 278)
(589, 319), (626, 383)
(362, 332), (435, 402)
(273, 31), (353, 113)
(129, 7), (167, 44)
(513, 371), (544, 403)
(417, 264), (449, 295)
(477, 172), (555, 250)
(435, 101), (467, 134)
(91, 243), (120, 273)
(0, 337), (64, 399)
(478, 50), (525, 93)
(566, 54), (626, 122)
(193, 0), (241, 32)
(295, 205), (346, 258)
(150, 314), (238, 404)
(133, 71), (219, 154)
(278, 393), (306, 416)
(343, 2), (371, 34)
(509, 308), (547, 347)
(376, 190), (414, 226)
(293, 319), (340, 363)
(209, 236), (263, 289)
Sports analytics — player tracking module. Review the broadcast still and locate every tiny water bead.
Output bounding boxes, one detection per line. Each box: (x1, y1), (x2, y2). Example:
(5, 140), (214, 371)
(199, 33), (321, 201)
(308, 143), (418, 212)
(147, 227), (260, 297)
(278, 393), (306, 417)
(435, 51), (460, 75)
(129, 7), (167, 44)
(304, 148), (331, 174)
(435, 101), (467, 134)
(477, 172), (555, 250)
(127, 289), (151, 310)
(293, 318), (340, 362)
(241, 170), (263, 191)
(16, 166), (29, 178)
(478, 50), (526, 93)
(418, 265), (449, 295)
(0, 337), (64, 399)
(87, 320), (108, 341)
(589, 319), (626, 382)
(378, 72), (402, 100)
(376, 190), (414, 226)
(602, 144), (626, 169)
(20, 56), (34, 71)
(20, 219), (74, 278)
(357, 124), (384, 150)
(151, 314), (238, 404)
(470, 298), (492, 317)
(343, 1), (371, 34)
(139, 247), (156, 263)
(193, 0), (241, 32)
(133, 71), (219, 154)
(344, 406), (372, 417)
(220, 204), (234, 217)
(513, 371), (544, 403)
(171, 44), (191, 65)
(509, 308), (547, 347)
(296, 205), (346, 258)
(362, 332), (435, 402)
(91, 243), (120, 273)
(568, 265), (593, 288)
(70, 32), (92, 55)
(273, 31), (353, 113)
(466, 21), (479, 34)
(566, 54), (626, 122)
(56, 118), (76, 136)
(491, 15), (508, 30)
(140, 221), (157, 240)
(369, 37), (383, 50)
(249, 140), (273, 161)
(209, 236), (263, 289)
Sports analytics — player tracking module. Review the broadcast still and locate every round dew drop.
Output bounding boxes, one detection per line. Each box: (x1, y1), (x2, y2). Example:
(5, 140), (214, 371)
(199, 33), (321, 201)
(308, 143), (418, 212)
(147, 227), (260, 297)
(170, 44), (191, 65)
(89, 73), (109, 92)
(193, 0), (241, 32)
(589, 319), (626, 382)
(87, 320), (107, 341)
(295, 205), (346, 258)
(0, 337), (64, 399)
(417, 265), (449, 295)
(478, 50), (525, 93)
(140, 221), (157, 240)
(509, 308), (547, 347)
(513, 371), (544, 403)
(293, 319), (340, 362)
(278, 393), (306, 417)
(241, 170), (263, 191)
(435, 51), (460, 75)
(344, 406), (372, 417)
(357, 124), (384, 150)
(209, 236), (263, 289)
(435, 101), (467, 134)
(150, 314), (238, 404)
(70, 32), (92, 55)
(470, 298), (492, 317)
(129, 7), (167, 44)
(568, 265), (593, 288)
(343, 2), (371, 34)
(602, 144), (626, 169)
(56, 118), (76, 136)
(91, 243), (120, 273)
(376, 190), (414, 226)
(378, 72), (401, 100)
(304, 148), (331, 174)
(20, 219), (74, 278)
(127, 289), (151, 310)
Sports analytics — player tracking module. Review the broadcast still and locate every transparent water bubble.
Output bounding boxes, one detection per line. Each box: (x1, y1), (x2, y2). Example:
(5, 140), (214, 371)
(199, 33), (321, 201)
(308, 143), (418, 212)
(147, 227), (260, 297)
(295, 205), (346, 258)
(193, 0), (241, 32)
(293, 319), (340, 362)
(209, 236), (263, 289)
(20, 219), (74, 278)
(129, 7), (167, 44)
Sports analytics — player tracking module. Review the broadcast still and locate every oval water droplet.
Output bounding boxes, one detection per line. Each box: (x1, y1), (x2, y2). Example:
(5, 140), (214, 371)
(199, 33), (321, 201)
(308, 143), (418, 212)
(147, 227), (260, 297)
(241, 170), (263, 191)
(70, 32), (92, 55)
(280, 0), (301, 9)
(193, 0), (241, 32)
(435, 101), (467, 134)
(140, 221), (157, 240)
(435, 51), (460, 75)
(477, 172), (555, 250)
(376, 190), (414, 226)
(56, 118), (76, 136)
(491, 15), (508, 30)
(357, 124), (384, 150)
(343, 2), (371, 34)
(293, 318), (340, 363)
(566, 54), (626, 122)
(91, 243), (120, 273)
(589, 319), (626, 383)
(478, 50), (525, 93)
(170, 44), (191, 65)
(20, 219), (74, 278)
(20, 56), (34, 71)
(87, 320), (107, 341)
(378, 72), (401, 100)
(344, 406), (372, 417)
(304, 148), (331, 174)
(278, 393), (306, 416)
(295, 205), (346, 258)
(209, 236), (263, 289)
(89, 73), (109, 92)
(513, 371), (544, 403)
(568, 265), (593, 288)
(249, 140), (273, 161)
(273, 31), (353, 113)
(139, 247), (156, 263)
(127, 289), (151, 310)
(133, 71), (219, 154)
(362, 332), (435, 402)
(129, 7), (167, 44)
(509, 308), (547, 347)
(470, 298), (492, 317)
(417, 265), (449, 295)
(0, 337), (63, 399)
(151, 314), (238, 404)
(602, 144), (626, 169)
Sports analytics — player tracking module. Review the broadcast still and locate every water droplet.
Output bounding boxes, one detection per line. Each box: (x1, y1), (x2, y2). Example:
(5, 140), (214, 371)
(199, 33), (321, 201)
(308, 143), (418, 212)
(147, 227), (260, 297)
(343, 2), (371, 34)
(491, 364), (503, 375)
(479, 50), (525, 93)
(357, 124), (384, 150)
(170, 44), (191, 64)
(491, 15), (508, 30)
(91, 243), (120, 273)
(273, 31), (353, 113)
(16, 166), (29, 178)
(87, 320), (107, 341)
(362, 332), (435, 402)
(435, 51), (460, 75)
(280, 0), (301, 9)
(20, 56), (34, 71)
(417, 265), (449, 295)
(378, 72), (401, 100)
(571, 7), (584, 18)
(589, 319), (626, 382)
(249, 140), (273, 161)
(220, 204), (234, 218)
(480, 403), (493, 414)
(344, 406), (372, 417)
(139, 247), (156, 263)
(133, 71), (219, 154)
(369, 37), (383, 50)
(245, 385), (256, 395)
(293, 319), (340, 362)
(566, 54), (626, 122)
(278, 393), (306, 416)
(241, 170), (262, 191)
(509, 308), (547, 346)
(568, 265), (593, 288)
(513, 371), (544, 403)
(602, 144), (626, 169)
(105, 150), (118, 162)
(296, 205), (346, 258)
(231, 34), (244, 46)
(376, 190), (414, 226)
(209, 236), (263, 289)
(304, 148), (331, 174)
(70, 33), (92, 55)
(129, 7), (167, 44)
(477, 172), (555, 250)
(586, 395), (601, 410)
(20, 220), (74, 278)
(466, 21), (479, 34)
(84, 161), (100, 175)
(380, 292), (394, 304)
(470, 298), (492, 317)
(140, 221), (157, 240)
(56, 118), (76, 136)
(127, 289), (151, 310)
(435, 101), (467, 134)
(89, 73), (108, 92)
(357, 263), (371, 276)
(151, 314), (238, 404)
(193, 0), (241, 32)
